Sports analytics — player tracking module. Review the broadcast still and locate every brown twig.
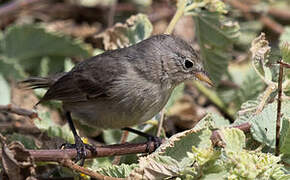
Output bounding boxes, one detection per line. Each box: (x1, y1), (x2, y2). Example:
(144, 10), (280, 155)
(0, 104), (38, 119)
(278, 61), (290, 69)
(27, 122), (252, 162)
(276, 60), (288, 156)
(28, 142), (157, 162)
(59, 159), (122, 180)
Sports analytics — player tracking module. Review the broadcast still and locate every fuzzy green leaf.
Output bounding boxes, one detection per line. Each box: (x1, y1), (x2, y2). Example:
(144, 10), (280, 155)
(281, 42), (290, 63)
(97, 163), (138, 178)
(35, 112), (74, 143)
(2, 24), (90, 60)
(160, 126), (212, 161)
(280, 117), (290, 155)
(225, 150), (285, 179)
(236, 21), (263, 49)
(221, 128), (246, 152)
(0, 57), (27, 79)
(192, 10), (240, 84)
(129, 114), (217, 179)
(1, 24), (91, 76)
(220, 63), (265, 110)
(130, 155), (180, 179)
(8, 133), (37, 149)
(250, 102), (290, 148)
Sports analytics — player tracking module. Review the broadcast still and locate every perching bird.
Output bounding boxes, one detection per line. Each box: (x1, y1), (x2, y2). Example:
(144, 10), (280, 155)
(21, 34), (213, 164)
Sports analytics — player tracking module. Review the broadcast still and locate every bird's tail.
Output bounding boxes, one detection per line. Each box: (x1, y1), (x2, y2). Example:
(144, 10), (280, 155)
(19, 73), (66, 90)
(19, 73), (67, 106)
(20, 77), (52, 89)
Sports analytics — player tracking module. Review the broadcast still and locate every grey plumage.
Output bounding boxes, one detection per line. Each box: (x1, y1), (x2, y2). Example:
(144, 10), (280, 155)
(21, 34), (208, 129)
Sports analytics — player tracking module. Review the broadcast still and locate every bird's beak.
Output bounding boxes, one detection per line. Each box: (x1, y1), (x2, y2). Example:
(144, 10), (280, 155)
(195, 72), (214, 87)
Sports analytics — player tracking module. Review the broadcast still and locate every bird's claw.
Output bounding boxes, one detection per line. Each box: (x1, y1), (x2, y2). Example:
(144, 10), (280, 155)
(145, 135), (162, 153)
(60, 136), (96, 166)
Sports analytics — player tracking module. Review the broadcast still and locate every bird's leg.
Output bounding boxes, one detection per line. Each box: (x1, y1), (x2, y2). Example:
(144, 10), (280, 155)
(122, 127), (163, 152)
(61, 111), (96, 165)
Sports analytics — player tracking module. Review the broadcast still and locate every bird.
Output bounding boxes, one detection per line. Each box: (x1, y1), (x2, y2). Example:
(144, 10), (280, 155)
(21, 34), (213, 164)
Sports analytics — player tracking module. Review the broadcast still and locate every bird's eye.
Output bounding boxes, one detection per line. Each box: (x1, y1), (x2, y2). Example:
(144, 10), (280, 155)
(184, 59), (193, 69)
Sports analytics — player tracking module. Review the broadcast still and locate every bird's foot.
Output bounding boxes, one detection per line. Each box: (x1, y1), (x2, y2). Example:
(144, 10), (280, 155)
(61, 136), (96, 166)
(145, 134), (163, 153)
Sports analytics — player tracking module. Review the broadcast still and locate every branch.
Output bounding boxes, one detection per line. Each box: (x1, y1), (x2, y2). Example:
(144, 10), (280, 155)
(59, 159), (122, 180)
(276, 60), (287, 156)
(0, 104), (38, 119)
(28, 142), (157, 162)
(278, 61), (290, 69)
(27, 122), (252, 162)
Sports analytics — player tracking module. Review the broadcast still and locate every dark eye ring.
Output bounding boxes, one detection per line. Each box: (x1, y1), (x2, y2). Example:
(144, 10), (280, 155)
(184, 59), (193, 69)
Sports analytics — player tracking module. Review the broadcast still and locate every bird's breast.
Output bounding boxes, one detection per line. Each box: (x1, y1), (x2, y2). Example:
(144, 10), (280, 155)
(64, 81), (172, 129)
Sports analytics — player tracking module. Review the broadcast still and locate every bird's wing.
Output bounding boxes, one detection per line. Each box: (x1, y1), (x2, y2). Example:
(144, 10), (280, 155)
(42, 53), (126, 102)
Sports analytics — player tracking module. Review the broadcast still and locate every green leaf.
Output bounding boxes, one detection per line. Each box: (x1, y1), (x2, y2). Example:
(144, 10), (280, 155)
(192, 10), (240, 84)
(130, 155), (180, 179)
(236, 21), (263, 49)
(0, 57), (27, 79)
(250, 101), (290, 148)
(2, 24), (90, 60)
(196, 113), (230, 129)
(180, 146), (222, 179)
(220, 128), (246, 152)
(234, 71), (264, 108)
(97, 163), (138, 178)
(1, 24), (91, 76)
(224, 150), (284, 179)
(280, 117), (290, 155)
(129, 114), (217, 179)
(8, 133), (37, 149)
(280, 42), (290, 63)
(96, 13), (153, 50)
(127, 113), (290, 179)
(35, 111), (74, 143)
(0, 73), (10, 105)
(219, 65), (265, 110)
(160, 127), (212, 161)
